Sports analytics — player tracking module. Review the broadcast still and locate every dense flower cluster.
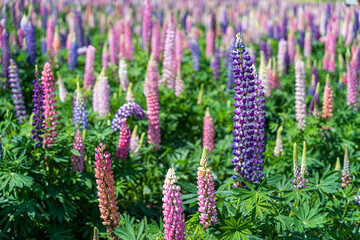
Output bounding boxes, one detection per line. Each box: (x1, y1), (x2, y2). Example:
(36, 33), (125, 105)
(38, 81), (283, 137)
(1, 30), (10, 80)
(112, 102), (147, 131)
(322, 76), (334, 119)
(291, 142), (308, 190)
(31, 67), (45, 147)
(84, 45), (96, 88)
(161, 22), (175, 88)
(141, 0), (152, 50)
(189, 38), (201, 72)
(151, 19), (161, 62)
(94, 143), (120, 240)
(162, 168), (185, 240)
(24, 18), (37, 66)
(346, 63), (358, 111)
(72, 128), (85, 173)
(210, 50), (220, 81)
(340, 145), (353, 188)
(115, 120), (131, 160)
(295, 60), (306, 130)
(93, 69), (110, 117)
(203, 108), (214, 153)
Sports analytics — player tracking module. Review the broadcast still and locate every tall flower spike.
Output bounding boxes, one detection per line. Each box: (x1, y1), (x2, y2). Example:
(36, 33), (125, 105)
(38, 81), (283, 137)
(162, 168), (186, 240)
(210, 49), (220, 81)
(346, 63), (358, 110)
(295, 60), (306, 130)
(75, 9), (83, 48)
(31, 66), (45, 147)
(197, 147), (218, 228)
(24, 18), (37, 66)
(175, 65), (184, 96)
(304, 30), (312, 58)
(112, 102), (147, 131)
(273, 126), (283, 157)
(226, 44), (235, 93)
(102, 42), (109, 69)
(291, 143), (301, 190)
(57, 72), (68, 102)
(259, 51), (270, 97)
(73, 81), (89, 130)
(42, 62), (58, 149)
(46, 17), (55, 61)
(8, 59), (27, 123)
(151, 19), (161, 62)
(308, 82), (321, 118)
(277, 39), (287, 74)
(118, 57), (129, 91)
(71, 128), (85, 173)
(175, 27), (183, 65)
(124, 21), (133, 61)
(84, 45), (96, 89)
(189, 38), (201, 72)
(203, 108), (215, 153)
(1, 30), (10, 80)
(93, 69), (111, 117)
(115, 119), (131, 161)
(161, 22), (175, 87)
(322, 75), (334, 119)
(206, 29), (214, 59)
(93, 227), (99, 240)
(340, 145), (353, 188)
(94, 143), (120, 240)
(68, 35), (78, 70)
(141, 0), (153, 50)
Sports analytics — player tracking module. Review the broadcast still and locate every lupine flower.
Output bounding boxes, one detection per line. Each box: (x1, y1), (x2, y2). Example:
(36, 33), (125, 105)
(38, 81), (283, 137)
(94, 143), (120, 240)
(161, 22), (175, 88)
(226, 44), (235, 93)
(210, 49), (220, 81)
(162, 168), (186, 240)
(73, 83), (89, 130)
(274, 126), (283, 157)
(175, 65), (184, 97)
(115, 119), (131, 161)
(203, 108), (214, 153)
(112, 102), (147, 131)
(277, 39), (287, 74)
(346, 63), (358, 110)
(124, 21), (133, 60)
(17, 28), (25, 49)
(93, 69), (110, 117)
(231, 34), (265, 187)
(304, 30), (312, 58)
(108, 26), (118, 65)
(151, 19), (161, 62)
(291, 142), (308, 190)
(69, 35), (78, 70)
(340, 145), (353, 188)
(295, 60), (306, 130)
(271, 58), (281, 89)
(130, 125), (139, 154)
(84, 45), (96, 89)
(102, 42), (109, 69)
(287, 31), (295, 62)
(42, 62), (58, 149)
(147, 56), (161, 149)
(308, 65), (318, 95)
(53, 26), (61, 54)
(24, 19), (37, 66)
(75, 10), (83, 48)
(118, 57), (129, 91)
(72, 128), (84, 173)
(197, 147), (218, 228)
(322, 75), (334, 119)
(8, 59), (27, 123)
(1, 30), (10, 80)
(175, 27), (183, 65)
(189, 38), (201, 72)
(46, 17), (55, 61)
(141, 0), (153, 50)
(206, 29), (214, 59)
(57, 72), (68, 102)
(259, 51), (270, 97)
(308, 82), (321, 118)
(31, 66), (45, 147)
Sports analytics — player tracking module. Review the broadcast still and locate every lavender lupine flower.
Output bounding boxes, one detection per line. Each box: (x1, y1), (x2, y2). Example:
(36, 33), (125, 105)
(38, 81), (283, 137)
(354, 11), (359, 38)
(73, 83), (89, 130)
(340, 145), (353, 188)
(231, 34), (265, 187)
(220, 9), (228, 33)
(1, 30), (10, 80)
(295, 60), (306, 131)
(308, 83), (321, 118)
(75, 10), (83, 48)
(151, 19), (161, 62)
(31, 66), (44, 147)
(197, 147), (218, 228)
(57, 72), (68, 102)
(24, 19), (37, 66)
(84, 45), (96, 89)
(8, 59), (27, 123)
(161, 22), (175, 88)
(141, 0), (152, 50)
(94, 143), (121, 240)
(273, 126), (283, 157)
(175, 65), (184, 97)
(210, 49), (220, 81)
(308, 64), (319, 95)
(162, 168), (186, 240)
(41, 37), (47, 55)
(277, 39), (287, 74)
(108, 25), (118, 65)
(346, 64), (358, 111)
(93, 69), (110, 117)
(203, 108), (215, 153)
(189, 38), (201, 72)
(118, 57), (129, 91)
(71, 128), (85, 173)
(115, 119), (131, 161)
(69, 36), (78, 70)
(112, 102), (147, 131)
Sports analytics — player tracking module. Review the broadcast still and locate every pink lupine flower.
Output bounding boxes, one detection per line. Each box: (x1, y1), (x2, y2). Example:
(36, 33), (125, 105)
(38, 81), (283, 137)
(322, 76), (334, 119)
(346, 63), (358, 110)
(160, 22), (175, 88)
(175, 27), (183, 65)
(151, 19), (161, 62)
(94, 143), (120, 240)
(115, 119), (131, 161)
(84, 45), (96, 89)
(119, 34), (125, 58)
(295, 60), (306, 130)
(147, 56), (161, 149)
(175, 65), (184, 97)
(304, 30), (312, 58)
(93, 69), (110, 117)
(72, 128), (84, 173)
(162, 168), (186, 240)
(57, 72), (68, 102)
(17, 28), (25, 49)
(102, 42), (109, 69)
(42, 62), (58, 149)
(203, 108), (215, 153)
(197, 147), (218, 228)
(108, 25), (118, 65)
(46, 17), (55, 61)
(124, 21), (133, 60)
(206, 29), (214, 59)
(287, 31), (295, 62)
(142, 0), (153, 50)
(277, 39), (287, 74)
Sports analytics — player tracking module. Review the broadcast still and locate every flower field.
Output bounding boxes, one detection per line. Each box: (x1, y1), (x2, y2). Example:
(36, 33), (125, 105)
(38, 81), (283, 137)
(1, 0), (360, 239)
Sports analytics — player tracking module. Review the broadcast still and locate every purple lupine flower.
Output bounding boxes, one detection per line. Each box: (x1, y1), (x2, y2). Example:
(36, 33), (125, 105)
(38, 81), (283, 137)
(308, 83), (321, 118)
(340, 145), (353, 188)
(31, 66), (44, 148)
(84, 45), (96, 89)
(354, 11), (359, 38)
(75, 9), (83, 48)
(41, 38), (47, 55)
(8, 59), (27, 123)
(59, 27), (67, 49)
(281, 13), (288, 40)
(260, 41), (267, 59)
(68, 37), (78, 70)
(210, 49), (220, 81)
(112, 102), (147, 131)
(299, 30), (305, 49)
(308, 64), (319, 95)
(71, 128), (84, 173)
(266, 40), (273, 62)
(231, 34), (265, 187)
(226, 44), (235, 93)
(355, 195), (360, 205)
(1, 30), (10, 80)
(220, 9), (227, 34)
(73, 83), (89, 130)
(189, 38), (200, 72)
(24, 19), (37, 66)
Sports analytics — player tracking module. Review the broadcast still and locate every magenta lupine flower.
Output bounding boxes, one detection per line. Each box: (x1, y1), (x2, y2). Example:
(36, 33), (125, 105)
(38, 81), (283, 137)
(102, 42), (109, 69)
(287, 31), (295, 62)
(346, 63), (358, 110)
(295, 60), (306, 131)
(94, 143), (121, 240)
(175, 65), (184, 97)
(72, 128), (84, 173)
(162, 168), (186, 240)
(46, 17), (55, 61)
(203, 108), (215, 153)
(197, 147), (218, 228)
(17, 28), (25, 49)
(115, 119), (131, 161)
(277, 39), (287, 74)
(161, 22), (175, 88)
(304, 30), (312, 58)
(108, 26), (118, 65)
(42, 62), (58, 149)
(84, 45), (96, 89)
(142, 0), (153, 50)
(147, 56), (161, 149)
(124, 21), (133, 60)
(206, 29), (214, 59)
(151, 19), (161, 62)
(327, 33), (336, 72)
(93, 69), (110, 117)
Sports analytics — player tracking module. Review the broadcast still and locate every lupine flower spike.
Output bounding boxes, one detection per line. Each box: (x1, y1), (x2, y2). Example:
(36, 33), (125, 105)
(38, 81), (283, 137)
(335, 157), (341, 171)
(118, 57), (129, 91)
(197, 147), (218, 228)
(115, 119), (131, 161)
(291, 142), (308, 190)
(57, 72), (68, 102)
(340, 145), (353, 188)
(71, 128), (85, 173)
(274, 126), (283, 157)
(322, 75), (333, 120)
(31, 65), (44, 147)
(295, 60), (306, 130)
(73, 81), (89, 130)
(94, 143), (120, 240)
(93, 227), (99, 240)
(162, 168), (186, 240)
(93, 68), (110, 117)
(203, 108), (215, 153)
(84, 45), (96, 89)
(130, 125), (139, 154)
(309, 82), (321, 118)
(112, 102), (147, 131)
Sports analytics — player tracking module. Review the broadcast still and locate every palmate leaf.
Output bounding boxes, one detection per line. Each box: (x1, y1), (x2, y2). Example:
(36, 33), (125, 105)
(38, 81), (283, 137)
(0, 171), (34, 193)
(146, 218), (164, 240)
(308, 166), (338, 194)
(114, 219), (147, 240)
(292, 201), (328, 231)
(220, 217), (252, 240)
